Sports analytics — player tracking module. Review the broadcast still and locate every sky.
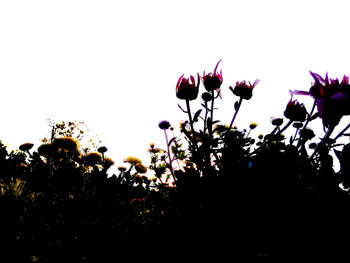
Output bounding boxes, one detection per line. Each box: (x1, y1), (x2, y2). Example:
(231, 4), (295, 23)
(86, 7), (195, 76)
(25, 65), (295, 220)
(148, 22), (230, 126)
(1, 0), (350, 173)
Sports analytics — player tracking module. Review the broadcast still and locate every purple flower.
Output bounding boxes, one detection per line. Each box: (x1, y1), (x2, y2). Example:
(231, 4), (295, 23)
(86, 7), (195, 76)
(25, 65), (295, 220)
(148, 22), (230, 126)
(201, 60), (223, 92)
(292, 71), (350, 127)
(229, 79), (259, 100)
(158, 120), (171, 130)
(176, 73), (200, 101)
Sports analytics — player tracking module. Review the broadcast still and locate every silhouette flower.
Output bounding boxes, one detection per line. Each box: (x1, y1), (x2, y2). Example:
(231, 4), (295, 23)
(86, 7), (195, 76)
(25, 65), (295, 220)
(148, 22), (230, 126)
(201, 60), (223, 92)
(84, 152), (102, 166)
(176, 73), (200, 100)
(158, 120), (171, 130)
(124, 156), (142, 165)
(284, 99), (307, 122)
(292, 71), (350, 127)
(19, 143), (34, 152)
(135, 163), (148, 174)
(229, 79), (259, 100)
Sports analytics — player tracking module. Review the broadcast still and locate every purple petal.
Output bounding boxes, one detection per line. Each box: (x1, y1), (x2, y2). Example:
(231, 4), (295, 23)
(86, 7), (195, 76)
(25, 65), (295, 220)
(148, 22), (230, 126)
(177, 74), (184, 87)
(213, 59), (222, 75)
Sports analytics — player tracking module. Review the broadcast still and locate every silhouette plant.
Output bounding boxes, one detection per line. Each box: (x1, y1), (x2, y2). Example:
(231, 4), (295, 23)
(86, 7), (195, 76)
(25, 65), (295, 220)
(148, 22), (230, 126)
(2, 63), (350, 262)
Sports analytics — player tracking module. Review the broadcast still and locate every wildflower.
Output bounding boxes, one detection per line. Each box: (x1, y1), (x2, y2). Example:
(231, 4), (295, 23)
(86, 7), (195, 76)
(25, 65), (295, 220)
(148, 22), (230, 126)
(201, 60), (223, 92)
(148, 147), (162, 154)
(249, 122), (258, 129)
(52, 137), (78, 151)
(124, 156), (142, 165)
(149, 143), (155, 148)
(118, 166), (127, 172)
(292, 71), (350, 127)
(271, 117), (284, 126)
(229, 79), (259, 100)
(293, 122), (303, 129)
(201, 92), (212, 102)
(38, 143), (53, 156)
(103, 157), (114, 168)
(135, 163), (148, 174)
(84, 152), (102, 166)
(97, 146), (108, 154)
(134, 174), (144, 184)
(284, 99), (307, 122)
(176, 73), (200, 100)
(19, 143), (34, 152)
(158, 120), (171, 130)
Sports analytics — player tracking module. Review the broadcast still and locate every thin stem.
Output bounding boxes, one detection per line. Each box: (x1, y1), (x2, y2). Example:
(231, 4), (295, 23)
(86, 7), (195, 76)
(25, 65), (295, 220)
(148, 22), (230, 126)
(310, 125), (335, 160)
(210, 90), (215, 124)
(229, 97), (243, 130)
(186, 99), (195, 137)
(203, 101), (208, 133)
(297, 99), (317, 148)
(277, 120), (293, 135)
(334, 122), (350, 141)
(164, 129), (176, 182)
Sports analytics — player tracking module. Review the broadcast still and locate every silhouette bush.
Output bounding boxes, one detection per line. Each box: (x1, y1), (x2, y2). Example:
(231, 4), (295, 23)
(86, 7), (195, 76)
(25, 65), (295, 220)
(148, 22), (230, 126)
(2, 62), (350, 262)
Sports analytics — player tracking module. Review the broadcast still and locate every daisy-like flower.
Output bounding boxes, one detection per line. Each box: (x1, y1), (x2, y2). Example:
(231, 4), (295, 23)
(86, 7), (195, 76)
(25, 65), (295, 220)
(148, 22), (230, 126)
(249, 122), (258, 129)
(97, 146), (108, 154)
(84, 152), (102, 166)
(124, 156), (142, 165)
(158, 120), (171, 130)
(284, 99), (307, 122)
(52, 137), (78, 151)
(229, 79), (259, 100)
(135, 163), (148, 174)
(19, 143), (34, 152)
(176, 73), (200, 101)
(201, 60), (223, 92)
(292, 71), (350, 127)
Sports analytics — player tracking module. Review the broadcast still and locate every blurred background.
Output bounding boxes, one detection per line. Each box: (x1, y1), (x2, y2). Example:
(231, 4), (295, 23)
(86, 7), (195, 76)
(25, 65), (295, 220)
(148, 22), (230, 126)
(1, 0), (350, 174)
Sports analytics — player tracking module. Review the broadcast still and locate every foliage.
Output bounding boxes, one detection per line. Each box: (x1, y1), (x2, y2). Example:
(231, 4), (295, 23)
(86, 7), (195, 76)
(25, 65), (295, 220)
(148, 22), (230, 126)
(2, 63), (350, 261)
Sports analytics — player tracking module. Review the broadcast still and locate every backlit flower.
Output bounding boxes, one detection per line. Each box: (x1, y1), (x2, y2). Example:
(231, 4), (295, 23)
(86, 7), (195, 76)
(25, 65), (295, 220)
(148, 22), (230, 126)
(97, 146), (108, 154)
(229, 79), (259, 100)
(201, 60), (223, 92)
(38, 143), (53, 156)
(284, 99), (307, 122)
(176, 73), (200, 100)
(52, 137), (78, 151)
(158, 120), (171, 130)
(124, 156), (142, 165)
(84, 152), (102, 166)
(292, 71), (350, 127)
(19, 143), (34, 152)
(135, 163), (148, 174)
(249, 122), (258, 129)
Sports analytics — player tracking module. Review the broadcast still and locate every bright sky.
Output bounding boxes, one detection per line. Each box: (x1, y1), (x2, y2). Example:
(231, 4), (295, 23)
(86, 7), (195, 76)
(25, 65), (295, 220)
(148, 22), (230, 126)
(1, 0), (350, 173)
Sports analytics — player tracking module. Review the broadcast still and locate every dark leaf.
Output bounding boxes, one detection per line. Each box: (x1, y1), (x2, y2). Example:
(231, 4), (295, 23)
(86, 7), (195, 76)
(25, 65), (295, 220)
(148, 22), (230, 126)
(168, 137), (176, 146)
(193, 109), (203, 123)
(234, 101), (239, 110)
(309, 112), (319, 121)
(178, 104), (187, 113)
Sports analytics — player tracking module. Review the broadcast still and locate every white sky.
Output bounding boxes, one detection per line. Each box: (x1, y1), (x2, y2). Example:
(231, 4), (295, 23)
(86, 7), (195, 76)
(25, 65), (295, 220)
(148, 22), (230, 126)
(1, 0), (350, 173)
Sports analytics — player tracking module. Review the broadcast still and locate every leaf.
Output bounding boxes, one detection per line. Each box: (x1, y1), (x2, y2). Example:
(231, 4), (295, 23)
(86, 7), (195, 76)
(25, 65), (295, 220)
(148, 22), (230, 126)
(309, 112), (319, 121)
(168, 137), (177, 146)
(178, 104), (187, 113)
(193, 109), (202, 123)
(234, 101), (239, 110)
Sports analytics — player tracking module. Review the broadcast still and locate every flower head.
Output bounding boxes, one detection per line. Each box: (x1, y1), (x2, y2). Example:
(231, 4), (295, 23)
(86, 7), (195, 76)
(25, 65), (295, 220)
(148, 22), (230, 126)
(52, 137), (78, 151)
(19, 143), (34, 152)
(135, 163), (148, 174)
(84, 152), (102, 166)
(291, 71), (350, 127)
(249, 122), (258, 129)
(284, 99), (307, 122)
(158, 120), (171, 130)
(201, 60), (223, 92)
(97, 146), (108, 154)
(229, 79), (259, 100)
(176, 73), (200, 100)
(124, 156), (142, 165)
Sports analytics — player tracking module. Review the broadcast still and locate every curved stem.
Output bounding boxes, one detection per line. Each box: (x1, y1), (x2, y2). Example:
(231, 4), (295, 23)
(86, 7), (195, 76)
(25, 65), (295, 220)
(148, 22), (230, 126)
(164, 129), (176, 182)
(334, 122), (350, 141)
(310, 125), (335, 160)
(229, 97), (243, 130)
(297, 99), (317, 148)
(277, 120), (293, 135)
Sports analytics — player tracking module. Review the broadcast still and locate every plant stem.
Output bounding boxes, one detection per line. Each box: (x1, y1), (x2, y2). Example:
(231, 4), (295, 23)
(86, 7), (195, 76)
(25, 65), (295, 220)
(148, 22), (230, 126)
(277, 120), (293, 135)
(229, 97), (243, 130)
(334, 122), (350, 141)
(310, 125), (335, 160)
(297, 99), (317, 148)
(164, 129), (176, 183)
